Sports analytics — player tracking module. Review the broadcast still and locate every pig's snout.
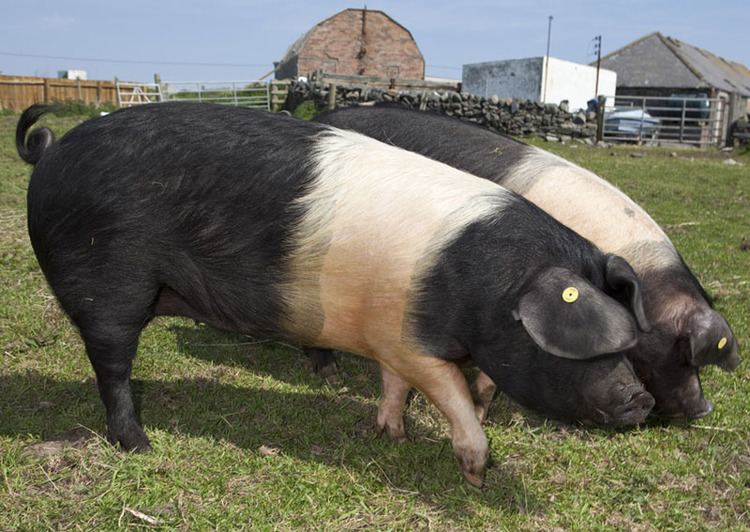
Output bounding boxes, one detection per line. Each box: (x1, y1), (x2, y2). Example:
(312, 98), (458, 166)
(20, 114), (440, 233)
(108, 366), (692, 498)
(687, 398), (714, 419)
(659, 397), (714, 420)
(610, 384), (655, 426)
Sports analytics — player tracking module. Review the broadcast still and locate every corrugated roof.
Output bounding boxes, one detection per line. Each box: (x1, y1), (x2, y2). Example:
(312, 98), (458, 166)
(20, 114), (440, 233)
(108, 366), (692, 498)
(663, 36), (750, 96)
(599, 32), (703, 89)
(599, 32), (750, 97)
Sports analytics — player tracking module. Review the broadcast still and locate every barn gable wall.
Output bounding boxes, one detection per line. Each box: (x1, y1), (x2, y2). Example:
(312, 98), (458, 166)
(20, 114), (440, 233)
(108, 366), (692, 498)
(294, 10), (424, 79)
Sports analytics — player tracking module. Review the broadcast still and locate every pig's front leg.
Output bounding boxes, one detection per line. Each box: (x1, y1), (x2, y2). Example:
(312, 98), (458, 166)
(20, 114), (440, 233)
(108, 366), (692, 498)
(471, 371), (497, 423)
(303, 347), (338, 378)
(378, 365), (497, 430)
(379, 355), (489, 487)
(377, 365), (411, 442)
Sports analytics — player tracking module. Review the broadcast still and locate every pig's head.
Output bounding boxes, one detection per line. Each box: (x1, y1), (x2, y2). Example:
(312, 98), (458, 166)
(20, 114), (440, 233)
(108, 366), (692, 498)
(474, 255), (655, 426)
(625, 262), (740, 419)
(493, 351), (654, 427)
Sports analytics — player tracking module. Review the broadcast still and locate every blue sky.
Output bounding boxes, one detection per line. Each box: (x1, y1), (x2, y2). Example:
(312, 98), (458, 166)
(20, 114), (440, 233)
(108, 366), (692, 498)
(1, 0), (748, 82)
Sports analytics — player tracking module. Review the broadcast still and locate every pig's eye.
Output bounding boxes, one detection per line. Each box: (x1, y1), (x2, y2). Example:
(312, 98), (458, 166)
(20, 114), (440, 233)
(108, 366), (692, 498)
(717, 337), (728, 350)
(562, 286), (579, 303)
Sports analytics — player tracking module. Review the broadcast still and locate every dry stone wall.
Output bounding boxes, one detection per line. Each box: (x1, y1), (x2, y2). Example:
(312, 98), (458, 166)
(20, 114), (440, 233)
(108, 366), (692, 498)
(286, 79), (600, 141)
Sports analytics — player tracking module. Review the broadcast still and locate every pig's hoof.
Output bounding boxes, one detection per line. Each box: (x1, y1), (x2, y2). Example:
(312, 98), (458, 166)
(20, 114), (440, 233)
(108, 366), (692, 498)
(462, 468), (485, 488)
(376, 418), (407, 443)
(304, 348), (338, 377)
(455, 438), (488, 488)
(109, 424), (151, 452)
(317, 362), (338, 379)
(323, 373), (341, 388)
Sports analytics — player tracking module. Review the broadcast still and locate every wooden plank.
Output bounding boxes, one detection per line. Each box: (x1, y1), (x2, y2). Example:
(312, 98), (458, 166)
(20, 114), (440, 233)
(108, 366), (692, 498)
(0, 79), (45, 85)
(0, 74), (122, 111)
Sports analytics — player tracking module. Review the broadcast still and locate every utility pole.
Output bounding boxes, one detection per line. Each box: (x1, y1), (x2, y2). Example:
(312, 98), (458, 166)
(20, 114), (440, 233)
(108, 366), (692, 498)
(542, 16), (553, 103)
(593, 35), (602, 97)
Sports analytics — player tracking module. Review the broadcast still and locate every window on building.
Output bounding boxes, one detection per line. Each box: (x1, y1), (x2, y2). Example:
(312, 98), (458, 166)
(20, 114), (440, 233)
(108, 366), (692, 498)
(322, 59), (338, 73)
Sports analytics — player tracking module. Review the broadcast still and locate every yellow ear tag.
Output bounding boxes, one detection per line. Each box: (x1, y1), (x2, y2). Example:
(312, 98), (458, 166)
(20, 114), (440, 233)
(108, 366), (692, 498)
(718, 337), (728, 350)
(562, 286), (579, 303)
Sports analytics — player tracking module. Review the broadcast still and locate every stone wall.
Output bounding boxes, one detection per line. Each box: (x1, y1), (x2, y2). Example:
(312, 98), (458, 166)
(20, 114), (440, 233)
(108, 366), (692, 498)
(286, 79), (600, 141)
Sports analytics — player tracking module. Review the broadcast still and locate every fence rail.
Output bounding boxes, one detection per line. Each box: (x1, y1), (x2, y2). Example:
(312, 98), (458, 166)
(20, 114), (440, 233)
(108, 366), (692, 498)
(601, 94), (728, 147)
(116, 81), (162, 107)
(1, 74), (291, 112)
(119, 78), (294, 111)
(159, 80), (271, 109)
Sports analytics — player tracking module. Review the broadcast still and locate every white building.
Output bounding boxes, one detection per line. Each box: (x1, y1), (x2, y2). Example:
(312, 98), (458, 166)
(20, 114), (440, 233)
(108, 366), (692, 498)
(462, 57), (616, 111)
(57, 70), (88, 80)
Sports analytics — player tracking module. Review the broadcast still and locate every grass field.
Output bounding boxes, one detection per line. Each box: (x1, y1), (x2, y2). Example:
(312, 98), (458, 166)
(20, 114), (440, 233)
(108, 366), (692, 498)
(1, 110), (748, 530)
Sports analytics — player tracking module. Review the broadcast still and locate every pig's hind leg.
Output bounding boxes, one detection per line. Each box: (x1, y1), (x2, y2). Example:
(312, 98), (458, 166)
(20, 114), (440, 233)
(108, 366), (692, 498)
(59, 278), (158, 452)
(84, 331), (151, 451)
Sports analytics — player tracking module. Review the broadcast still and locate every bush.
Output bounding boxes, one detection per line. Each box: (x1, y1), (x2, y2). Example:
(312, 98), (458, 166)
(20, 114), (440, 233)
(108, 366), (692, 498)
(47, 101), (119, 118)
(292, 100), (323, 121)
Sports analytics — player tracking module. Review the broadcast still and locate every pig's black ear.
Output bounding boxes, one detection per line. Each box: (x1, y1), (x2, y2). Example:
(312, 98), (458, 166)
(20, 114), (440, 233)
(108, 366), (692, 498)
(513, 267), (639, 359)
(687, 309), (740, 371)
(604, 254), (651, 332)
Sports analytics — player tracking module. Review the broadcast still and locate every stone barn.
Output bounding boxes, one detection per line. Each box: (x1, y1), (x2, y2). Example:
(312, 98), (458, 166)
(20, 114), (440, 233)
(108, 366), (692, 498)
(274, 8), (424, 80)
(600, 32), (750, 126)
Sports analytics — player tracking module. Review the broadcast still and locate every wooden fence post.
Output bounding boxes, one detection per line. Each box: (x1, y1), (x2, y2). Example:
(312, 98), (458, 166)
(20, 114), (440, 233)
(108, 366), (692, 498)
(43, 78), (51, 104)
(153, 73), (162, 103)
(327, 82), (336, 111)
(724, 92), (737, 147)
(596, 95), (606, 142)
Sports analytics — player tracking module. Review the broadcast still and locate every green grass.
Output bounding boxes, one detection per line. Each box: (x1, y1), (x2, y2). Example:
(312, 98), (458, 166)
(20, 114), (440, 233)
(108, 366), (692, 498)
(1, 113), (749, 530)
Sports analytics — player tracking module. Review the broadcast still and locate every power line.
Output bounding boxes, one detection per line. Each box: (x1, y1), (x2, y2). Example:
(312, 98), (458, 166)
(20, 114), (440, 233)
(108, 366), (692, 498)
(2, 50), (465, 73)
(0, 51), (268, 68)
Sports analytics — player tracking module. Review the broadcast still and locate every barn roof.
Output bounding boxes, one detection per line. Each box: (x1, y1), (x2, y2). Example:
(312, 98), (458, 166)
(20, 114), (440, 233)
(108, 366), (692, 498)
(599, 32), (750, 97)
(276, 8), (419, 70)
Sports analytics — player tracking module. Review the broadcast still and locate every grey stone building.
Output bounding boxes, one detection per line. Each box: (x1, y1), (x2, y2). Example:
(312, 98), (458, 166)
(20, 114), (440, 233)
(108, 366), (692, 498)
(600, 32), (750, 124)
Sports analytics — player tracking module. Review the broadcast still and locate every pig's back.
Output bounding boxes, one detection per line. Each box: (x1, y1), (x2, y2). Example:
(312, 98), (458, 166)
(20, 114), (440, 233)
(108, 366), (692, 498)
(26, 103), (507, 351)
(27, 103), (324, 337)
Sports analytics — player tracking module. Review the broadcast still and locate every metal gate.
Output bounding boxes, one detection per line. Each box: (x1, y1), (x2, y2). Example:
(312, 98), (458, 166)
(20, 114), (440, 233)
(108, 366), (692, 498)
(601, 94), (728, 146)
(115, 81), (163, 107)
(115, 79), (272, 110)
(160, 80), (270, 109)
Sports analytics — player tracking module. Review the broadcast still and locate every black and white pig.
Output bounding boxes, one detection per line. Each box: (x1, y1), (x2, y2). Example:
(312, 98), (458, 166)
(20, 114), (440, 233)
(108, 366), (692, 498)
(17, 103), (654, 486)
(315, 105), (740, 420)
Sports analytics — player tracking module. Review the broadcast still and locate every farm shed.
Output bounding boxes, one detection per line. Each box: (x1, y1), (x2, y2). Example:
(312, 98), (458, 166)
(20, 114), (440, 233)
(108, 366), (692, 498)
(462, 57), (616, 111)
(274, 8), (424, 80)
(600, 32), (750, 127)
